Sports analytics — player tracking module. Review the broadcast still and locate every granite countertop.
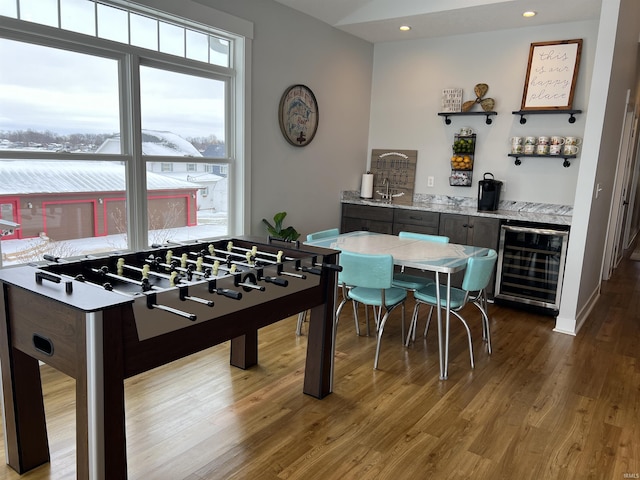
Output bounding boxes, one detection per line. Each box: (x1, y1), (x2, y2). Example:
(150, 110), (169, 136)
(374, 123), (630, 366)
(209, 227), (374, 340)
(341, 191), (572, 226)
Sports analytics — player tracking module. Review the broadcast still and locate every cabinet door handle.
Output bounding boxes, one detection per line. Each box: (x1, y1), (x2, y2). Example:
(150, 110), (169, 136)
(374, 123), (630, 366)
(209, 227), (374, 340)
(409, 216), (422, 220)
(462, 223), (468, 228)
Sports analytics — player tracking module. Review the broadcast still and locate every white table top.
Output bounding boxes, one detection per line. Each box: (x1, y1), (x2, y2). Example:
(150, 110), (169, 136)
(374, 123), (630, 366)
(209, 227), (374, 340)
(305, 231), (488, 273)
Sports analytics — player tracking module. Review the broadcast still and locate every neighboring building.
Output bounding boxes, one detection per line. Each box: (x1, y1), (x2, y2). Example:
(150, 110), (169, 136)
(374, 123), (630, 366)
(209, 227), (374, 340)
(0, 161), (198, 241)
(97, 130), (228, 213)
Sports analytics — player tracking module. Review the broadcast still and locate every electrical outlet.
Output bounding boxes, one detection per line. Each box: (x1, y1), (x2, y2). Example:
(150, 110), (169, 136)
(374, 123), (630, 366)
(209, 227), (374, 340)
(427, 176), (434, 187)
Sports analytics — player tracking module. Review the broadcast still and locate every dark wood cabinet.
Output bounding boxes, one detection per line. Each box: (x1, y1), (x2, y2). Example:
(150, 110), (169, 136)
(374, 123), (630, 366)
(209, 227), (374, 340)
(438, 213), (500, 249)
(341, 204), (393, 234)
(392, 209), (439, 235)
(438, 213), (501, 296)
(341, 204), (440, 235)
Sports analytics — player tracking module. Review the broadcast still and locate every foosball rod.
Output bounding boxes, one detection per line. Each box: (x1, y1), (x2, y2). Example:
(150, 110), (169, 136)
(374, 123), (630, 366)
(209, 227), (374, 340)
(119, 263), (174, 281)
(183, 254), (241, 275)
(146, 296), (197, 321)
(225, 244), (296, 262)
(126, 263), (196, 288)
(144, 257), (209, 278)
(89, 267), (159, 290)
(191, 249), (305, 282)
(179, 286), (215, 307)
(206, 247), (270, 265)
(187, 251), (256, 272)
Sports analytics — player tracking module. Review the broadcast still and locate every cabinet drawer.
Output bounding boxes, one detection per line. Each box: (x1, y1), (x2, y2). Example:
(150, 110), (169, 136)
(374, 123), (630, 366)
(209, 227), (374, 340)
(342, 204), (394, 222)
(393, 223), (438, 235)
(393, 209), (439, 228)
(342, 217), (393, 234)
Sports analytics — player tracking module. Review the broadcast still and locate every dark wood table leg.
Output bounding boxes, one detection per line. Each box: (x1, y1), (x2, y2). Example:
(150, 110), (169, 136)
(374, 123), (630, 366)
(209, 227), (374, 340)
(0, 284), (50, 474)
(230, 331), (258, 369)
(303, 267), (337, 399)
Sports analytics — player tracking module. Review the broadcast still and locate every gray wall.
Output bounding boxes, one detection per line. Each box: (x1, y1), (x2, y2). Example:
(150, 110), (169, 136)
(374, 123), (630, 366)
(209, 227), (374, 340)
(195, 0), (374, 239)
(368, 21), (597, 206)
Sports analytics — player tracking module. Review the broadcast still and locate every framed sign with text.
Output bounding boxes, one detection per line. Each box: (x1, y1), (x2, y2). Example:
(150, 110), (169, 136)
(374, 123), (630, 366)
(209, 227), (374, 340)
(520, 39), (582, 110)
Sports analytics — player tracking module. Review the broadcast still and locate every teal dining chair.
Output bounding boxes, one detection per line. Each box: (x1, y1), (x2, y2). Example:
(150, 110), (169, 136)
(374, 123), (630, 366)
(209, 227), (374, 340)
(296, 228), (342, 335)
(408, 249), (497, 369)
(392, 231), (450, 292)
(338, 250), (407, 369)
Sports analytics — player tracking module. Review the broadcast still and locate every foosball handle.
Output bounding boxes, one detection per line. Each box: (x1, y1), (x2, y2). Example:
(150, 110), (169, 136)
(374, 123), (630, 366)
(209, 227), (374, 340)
(262, 276), (288, 287)
(317, 263), (342, 272)
(35, 271), (73, 294)
(300, 266), (322, 276)
(267, 236), (300, 249)
(215, 288), (243, 300)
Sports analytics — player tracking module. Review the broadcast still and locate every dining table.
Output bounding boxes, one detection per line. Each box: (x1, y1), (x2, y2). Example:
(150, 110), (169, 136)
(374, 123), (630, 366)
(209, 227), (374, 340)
(304, 230), (489, 379)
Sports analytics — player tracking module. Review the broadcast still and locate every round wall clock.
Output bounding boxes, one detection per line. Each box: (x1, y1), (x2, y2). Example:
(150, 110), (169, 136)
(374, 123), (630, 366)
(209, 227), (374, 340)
(278, 84), (319, 147)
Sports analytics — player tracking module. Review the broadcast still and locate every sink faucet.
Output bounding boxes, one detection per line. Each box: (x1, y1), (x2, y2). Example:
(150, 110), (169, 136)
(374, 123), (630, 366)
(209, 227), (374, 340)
(375, 178), (404, 204)
(383, 178), (390, 203)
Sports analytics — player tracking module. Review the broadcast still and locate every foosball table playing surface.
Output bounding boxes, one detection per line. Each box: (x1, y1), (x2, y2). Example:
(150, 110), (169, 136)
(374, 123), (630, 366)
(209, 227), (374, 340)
(0, 236), (340, 479)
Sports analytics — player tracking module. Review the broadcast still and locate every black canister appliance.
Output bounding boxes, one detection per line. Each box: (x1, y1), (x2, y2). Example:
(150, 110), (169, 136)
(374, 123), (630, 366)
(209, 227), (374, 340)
(477, 172), (502, 211)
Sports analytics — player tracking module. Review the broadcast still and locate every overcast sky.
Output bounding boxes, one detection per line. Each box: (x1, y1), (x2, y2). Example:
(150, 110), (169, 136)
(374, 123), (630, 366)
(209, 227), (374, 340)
(0, 11), (226, 140)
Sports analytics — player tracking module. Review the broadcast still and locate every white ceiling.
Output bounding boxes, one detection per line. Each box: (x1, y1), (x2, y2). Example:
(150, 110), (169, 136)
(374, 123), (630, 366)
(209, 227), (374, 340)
(272, 0), (603, 43)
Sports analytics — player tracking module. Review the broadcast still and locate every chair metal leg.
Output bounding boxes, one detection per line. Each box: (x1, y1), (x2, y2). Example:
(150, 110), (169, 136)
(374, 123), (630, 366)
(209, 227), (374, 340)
(406, 303), (417, 346)
(351, 299), (360, 336)
(373, 301), (405, 369)
(373, 311), (391, 369)
(471, 294), (492, 355)
(450, 310), (475, 368)
(423, 306), (434, 338)
(295, 310), (306, 335)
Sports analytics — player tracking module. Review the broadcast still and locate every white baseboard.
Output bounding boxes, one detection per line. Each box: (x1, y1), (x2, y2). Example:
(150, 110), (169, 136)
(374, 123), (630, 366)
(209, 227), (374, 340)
(553, 284), (600, 335)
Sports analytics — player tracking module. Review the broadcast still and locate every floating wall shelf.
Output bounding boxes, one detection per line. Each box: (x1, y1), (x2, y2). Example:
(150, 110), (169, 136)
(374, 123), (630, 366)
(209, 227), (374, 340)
(438, 111), (497, 125)
(512, 109), (582, 125)
(507, 153), (576, 168)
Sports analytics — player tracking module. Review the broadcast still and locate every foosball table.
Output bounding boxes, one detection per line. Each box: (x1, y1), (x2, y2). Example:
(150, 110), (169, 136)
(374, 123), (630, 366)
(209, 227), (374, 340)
(0, 236), (340, 479)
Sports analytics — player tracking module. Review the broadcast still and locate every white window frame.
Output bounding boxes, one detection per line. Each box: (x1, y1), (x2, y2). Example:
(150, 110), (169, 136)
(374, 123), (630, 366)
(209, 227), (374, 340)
(0, 0), (253, 250)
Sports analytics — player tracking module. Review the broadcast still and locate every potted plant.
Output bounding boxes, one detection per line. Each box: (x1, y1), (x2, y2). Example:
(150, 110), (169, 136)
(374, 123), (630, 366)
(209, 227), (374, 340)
(262, 211), (300, 241)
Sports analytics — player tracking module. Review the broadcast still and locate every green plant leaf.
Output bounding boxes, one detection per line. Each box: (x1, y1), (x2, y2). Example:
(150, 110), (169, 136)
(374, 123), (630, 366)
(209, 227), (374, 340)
(262, 211), (299, 240)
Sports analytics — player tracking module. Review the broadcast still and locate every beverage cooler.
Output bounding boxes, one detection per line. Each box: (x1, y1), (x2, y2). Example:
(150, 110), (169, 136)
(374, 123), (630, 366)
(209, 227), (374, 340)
(495, 221), (570, 315)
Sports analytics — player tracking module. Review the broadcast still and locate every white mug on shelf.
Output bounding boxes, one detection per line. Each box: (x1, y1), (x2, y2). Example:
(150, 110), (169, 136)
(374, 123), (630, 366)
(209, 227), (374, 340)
(550, 144), (562, 155)
(510, 136), (523, 145)
(537, 136), (550, 146)
(551, 136), (565, 145)
(524, 144), (535, 154)
(511, 144), (523, 154)
(564, 145), (580, 155)
(536, 144), (550, 155)
(524, 136), (537, 145)
(565, 136), (582, 146)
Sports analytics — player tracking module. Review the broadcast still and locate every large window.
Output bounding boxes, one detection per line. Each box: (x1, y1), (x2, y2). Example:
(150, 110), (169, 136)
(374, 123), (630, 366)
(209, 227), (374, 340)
(0, 0), (246, 267)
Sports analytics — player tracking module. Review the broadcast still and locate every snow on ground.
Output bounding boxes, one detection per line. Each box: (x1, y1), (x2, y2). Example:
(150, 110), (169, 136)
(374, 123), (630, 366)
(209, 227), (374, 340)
(0, 211), (230, 267)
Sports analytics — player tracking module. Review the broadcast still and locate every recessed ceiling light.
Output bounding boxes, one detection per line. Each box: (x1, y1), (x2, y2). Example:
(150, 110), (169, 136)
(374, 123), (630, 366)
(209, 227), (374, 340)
(522, 11), (537, 18)
(399, 25), (411, 31)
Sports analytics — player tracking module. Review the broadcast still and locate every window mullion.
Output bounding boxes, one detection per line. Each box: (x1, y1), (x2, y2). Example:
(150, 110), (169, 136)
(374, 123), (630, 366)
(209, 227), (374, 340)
(122, 53), (148, 251)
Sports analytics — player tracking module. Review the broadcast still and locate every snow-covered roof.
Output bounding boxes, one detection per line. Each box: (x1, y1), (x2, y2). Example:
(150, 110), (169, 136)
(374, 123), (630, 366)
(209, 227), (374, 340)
(0, 160), (199, 195)
(95, 130), (203, 157)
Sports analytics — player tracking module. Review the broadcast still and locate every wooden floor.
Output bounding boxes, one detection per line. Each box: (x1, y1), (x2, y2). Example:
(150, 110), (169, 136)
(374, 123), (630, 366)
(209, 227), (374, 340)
(1, 255), (640, 480)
